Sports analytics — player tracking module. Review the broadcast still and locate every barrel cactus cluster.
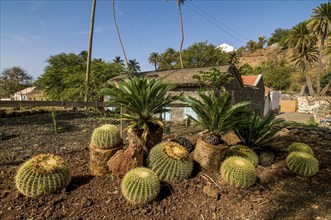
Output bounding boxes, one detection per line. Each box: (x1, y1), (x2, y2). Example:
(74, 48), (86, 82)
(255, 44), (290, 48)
(91, 124), (122, 148)
(148, 141), (193, 182)
(15, 154), (71, 197)
(286, 142), (318, 177)
(224, 145), (259, 167)
(121, 167), (160, 205)
(220, 156), (257, 189)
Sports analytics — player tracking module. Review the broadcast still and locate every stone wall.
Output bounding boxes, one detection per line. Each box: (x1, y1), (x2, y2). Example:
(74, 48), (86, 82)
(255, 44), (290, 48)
(276, 125), (331, 141)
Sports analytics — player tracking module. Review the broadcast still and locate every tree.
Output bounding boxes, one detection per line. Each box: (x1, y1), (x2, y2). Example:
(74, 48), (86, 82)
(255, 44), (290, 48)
(36, 52), (121, 101)
(148, 52), (160, 71)
(308, 2), (331, 95)
(260, 60), (293, 90)
(267, 28), (290, 47)
(286, 21), (318, 95)
(229, 52), (239, 65)
(177, 0), (185, 69)
(113, 56), (125, 67)
(0, 66), (33, 98)
(112, 0), (128, 67)
(239, 63), (255, 75)
(127, 59), (141, 73)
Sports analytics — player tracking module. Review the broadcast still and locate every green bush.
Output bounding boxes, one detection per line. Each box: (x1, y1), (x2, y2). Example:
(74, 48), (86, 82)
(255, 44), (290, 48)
(148, 141), (193, 182)
(286, 151), (319, 177)
(121, 167), (160, 205)
(15, 154), (71, 197)
(224, 145), (259, 167)
(91, 124), (121, 148)
(220, 156), (257, 188)
(288, 142), (314, 155)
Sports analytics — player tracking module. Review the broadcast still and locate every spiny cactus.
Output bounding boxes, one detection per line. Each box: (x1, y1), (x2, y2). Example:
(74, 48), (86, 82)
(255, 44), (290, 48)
(224, 145), (259, 167)
(288, 142), (314, 155)
(15, 154), (71, 197)
(121, 167), (160, 205)
(259, 150), (275, 167)
(286, 151), (319, 177)
(91, 124), (122, 149)
(148, 141), (193, 182)
(220, 156), (257, 189)
(170, 137), (194, 153)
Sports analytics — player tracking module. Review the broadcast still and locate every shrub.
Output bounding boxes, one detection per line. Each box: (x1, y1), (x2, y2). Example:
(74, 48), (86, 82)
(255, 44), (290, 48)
(286, 151), (319, 177)
(259, 150), (275, 166)
(148, 141), (193, 182)
(224, 145), (259, 167)
(220, 156), (257, 188)
(15, 154), (71, 197)
(121, 167), (160, 205)
(288, 142), (314, 155)
(91, 124), (121, 149)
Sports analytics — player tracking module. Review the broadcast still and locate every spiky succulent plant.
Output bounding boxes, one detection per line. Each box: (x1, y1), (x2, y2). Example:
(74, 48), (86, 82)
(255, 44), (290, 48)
(259, 150), (275, 167)
(148, 141), (193, 182)
(288, 142), (314, 155)
(170, 137), (194, 153)
(220, 156), (257, 188)
(15, 154), (71, 197)
(286, 151), (319, 177)
(224, 145), (259, 167)
(121, 167), (160, 205)
(91, 124), (122, 149)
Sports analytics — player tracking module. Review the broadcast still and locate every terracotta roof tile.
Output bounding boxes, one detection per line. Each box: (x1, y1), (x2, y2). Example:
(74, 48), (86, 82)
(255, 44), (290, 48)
(241, 75), (258, 86)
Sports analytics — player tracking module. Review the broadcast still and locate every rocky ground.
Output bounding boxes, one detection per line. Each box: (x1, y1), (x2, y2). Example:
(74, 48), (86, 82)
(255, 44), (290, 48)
(0, 111), (330, 220)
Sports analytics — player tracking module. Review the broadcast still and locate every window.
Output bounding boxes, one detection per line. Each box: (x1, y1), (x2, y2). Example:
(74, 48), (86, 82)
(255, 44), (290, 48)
(184, 107), (198, 120)
(162, 107), (171, 121)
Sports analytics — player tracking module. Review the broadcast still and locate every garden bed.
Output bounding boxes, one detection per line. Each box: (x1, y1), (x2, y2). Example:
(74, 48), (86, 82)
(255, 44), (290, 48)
(0, 112), (330, 219)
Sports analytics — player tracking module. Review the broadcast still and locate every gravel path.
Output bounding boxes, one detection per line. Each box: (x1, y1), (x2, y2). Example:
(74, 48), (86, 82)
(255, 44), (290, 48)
(276, 112), (313, 124)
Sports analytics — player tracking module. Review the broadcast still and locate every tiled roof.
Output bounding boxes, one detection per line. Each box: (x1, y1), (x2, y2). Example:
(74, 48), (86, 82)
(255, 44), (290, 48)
(241, 75), (258, 86)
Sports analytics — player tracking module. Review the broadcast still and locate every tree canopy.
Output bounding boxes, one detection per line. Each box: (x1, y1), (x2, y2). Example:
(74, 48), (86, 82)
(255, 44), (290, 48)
(36, 51), (123, 101)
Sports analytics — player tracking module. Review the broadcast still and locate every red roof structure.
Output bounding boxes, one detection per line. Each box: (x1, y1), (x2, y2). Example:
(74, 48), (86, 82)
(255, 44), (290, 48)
(241, 75), (258, 86)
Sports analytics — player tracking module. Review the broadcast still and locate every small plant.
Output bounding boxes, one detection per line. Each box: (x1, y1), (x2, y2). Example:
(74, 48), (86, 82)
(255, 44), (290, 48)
(224, 145), (259, 167)
(15, 154), (71, 197)
(234, 111), (284, 149)
(51, 109), (58, 134)
(121, 167), (160, 205)
(259, 150), (275, 166)
(170, 137), (194, 153)
(148, 141), (193, 182)
(91, 124), (122, 149)
(288, 142), (314, 155)
(221, 156), (257, 188)
(0, 131), (5, 140)
(286, 151), (319, 177)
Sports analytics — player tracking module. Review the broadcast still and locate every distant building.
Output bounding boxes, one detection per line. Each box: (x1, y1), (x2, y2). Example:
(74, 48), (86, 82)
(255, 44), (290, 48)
(217, 43), (234, 53)
(12, 87), (44, 101)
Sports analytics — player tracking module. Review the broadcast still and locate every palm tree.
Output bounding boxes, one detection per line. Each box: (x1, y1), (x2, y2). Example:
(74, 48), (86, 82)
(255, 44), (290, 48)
(308, 2), (331, 95)
(127, 59), (141, 73)
(112, 0), (128, 67)
(229, 52), (239, 66)
(113, 56), (125, 67)
(177, 0), (185, 69)
(286, 22), (318, 95)
(85, 0), (96, 102)
(148, 52), (160, 71)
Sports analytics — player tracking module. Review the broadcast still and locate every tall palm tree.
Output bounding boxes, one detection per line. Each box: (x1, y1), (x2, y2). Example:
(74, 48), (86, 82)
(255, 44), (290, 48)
(308, 2), (331, 95)
(127, 59), (141, 73)
(148, 52), (160, 71)
(177, 0), (185, 69)
(112, 0), (128, 67)
(113, 56), (124, 67)
(85, 0), (96, 102)
(229, 52), (239, 66)
(286, 22), (318, 95)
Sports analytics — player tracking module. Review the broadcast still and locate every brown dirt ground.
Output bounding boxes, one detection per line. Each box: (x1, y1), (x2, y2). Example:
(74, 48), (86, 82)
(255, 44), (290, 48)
(0, 111), (331, 220)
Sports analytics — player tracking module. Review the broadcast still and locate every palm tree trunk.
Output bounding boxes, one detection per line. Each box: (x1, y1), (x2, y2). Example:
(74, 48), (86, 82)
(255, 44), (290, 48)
(316, 38), (325, 96)
(112, 0), (128, 67)
(178, 3), (184, 69)
(85, 0), (96, 102)
(321, 79), (331, 96)
(305, 72), (315, 96)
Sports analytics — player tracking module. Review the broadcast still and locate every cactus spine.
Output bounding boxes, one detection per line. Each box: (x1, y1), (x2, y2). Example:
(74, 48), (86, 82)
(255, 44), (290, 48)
(91, 124), (122, 149)
(121, 167), (160, 205)
(15, 154), (71, 197)
(286, 151), (319, 177)
(148, 141), (193, 182)
(225, 145), (259, 167)
(221, 156), (257, 188)
(288, 142), (314, 155)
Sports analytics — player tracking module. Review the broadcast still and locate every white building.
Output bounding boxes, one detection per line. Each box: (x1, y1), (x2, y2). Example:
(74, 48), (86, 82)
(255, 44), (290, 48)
(217, 43), (234, 53)
(13, 87), (36, 101)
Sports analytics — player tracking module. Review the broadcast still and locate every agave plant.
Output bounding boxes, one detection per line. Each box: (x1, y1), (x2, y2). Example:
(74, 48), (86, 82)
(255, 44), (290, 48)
(186, 91), (250, 145)
(102, 76), (182, 151)
(234, 111), (284, 149)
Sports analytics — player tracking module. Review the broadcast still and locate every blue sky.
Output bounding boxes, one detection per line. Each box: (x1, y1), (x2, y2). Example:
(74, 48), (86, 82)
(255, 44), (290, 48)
(0, 0), (326, 79)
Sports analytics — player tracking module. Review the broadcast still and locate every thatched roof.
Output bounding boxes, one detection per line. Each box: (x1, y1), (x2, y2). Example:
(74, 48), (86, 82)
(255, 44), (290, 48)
(111, 65), (244, 88)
